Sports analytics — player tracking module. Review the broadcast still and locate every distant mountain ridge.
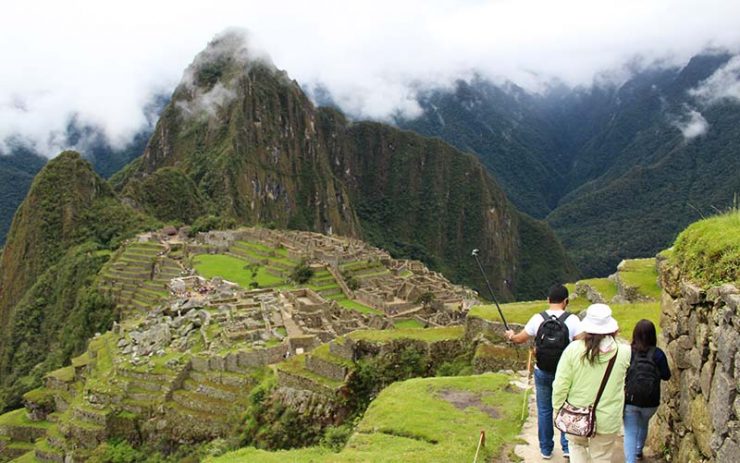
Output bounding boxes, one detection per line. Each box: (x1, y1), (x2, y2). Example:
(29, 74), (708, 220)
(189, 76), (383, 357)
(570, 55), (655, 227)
(399, 52), (740, 275)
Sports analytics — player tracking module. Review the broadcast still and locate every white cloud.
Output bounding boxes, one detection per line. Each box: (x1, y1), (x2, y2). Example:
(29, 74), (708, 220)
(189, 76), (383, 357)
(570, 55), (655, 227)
(1, 0), (740, 156)
(690, 55), (740, 103)
(673, 108), (709, 139)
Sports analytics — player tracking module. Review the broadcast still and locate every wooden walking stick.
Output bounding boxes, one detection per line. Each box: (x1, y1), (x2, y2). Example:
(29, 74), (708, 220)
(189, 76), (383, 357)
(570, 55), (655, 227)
(472, 430), (486, 463)
(520, 348), (533, 421)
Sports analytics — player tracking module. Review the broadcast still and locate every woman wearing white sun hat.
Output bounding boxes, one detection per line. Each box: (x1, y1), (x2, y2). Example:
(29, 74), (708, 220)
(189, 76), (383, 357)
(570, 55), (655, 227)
(552, 304), (631, 462)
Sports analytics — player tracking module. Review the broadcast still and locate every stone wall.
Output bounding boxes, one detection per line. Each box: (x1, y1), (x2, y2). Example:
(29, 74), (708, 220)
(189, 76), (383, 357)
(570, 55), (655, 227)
(650, 256), (740, 462)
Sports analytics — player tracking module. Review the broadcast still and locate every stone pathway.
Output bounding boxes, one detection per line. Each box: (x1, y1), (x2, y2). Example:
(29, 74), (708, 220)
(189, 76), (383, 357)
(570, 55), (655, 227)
(513, 377), (657, 462)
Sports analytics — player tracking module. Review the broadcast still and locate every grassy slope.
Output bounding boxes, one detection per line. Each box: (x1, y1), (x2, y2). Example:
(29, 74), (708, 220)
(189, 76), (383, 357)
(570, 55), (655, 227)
(671, 210), (740, 286)
(193, 254), (284, 288)
(619, 258), (661, 300)
(208, 373), (524, 463)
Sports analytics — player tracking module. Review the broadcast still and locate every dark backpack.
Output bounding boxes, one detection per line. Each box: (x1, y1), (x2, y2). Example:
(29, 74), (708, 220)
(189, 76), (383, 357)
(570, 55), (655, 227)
(534, 311), (572, 373)
(625, 347), (661, 406)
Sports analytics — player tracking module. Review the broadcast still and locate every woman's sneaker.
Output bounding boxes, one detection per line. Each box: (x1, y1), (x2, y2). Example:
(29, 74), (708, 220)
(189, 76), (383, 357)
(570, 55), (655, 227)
(540, 451), (552, 460)
(563, 451), (570, 459)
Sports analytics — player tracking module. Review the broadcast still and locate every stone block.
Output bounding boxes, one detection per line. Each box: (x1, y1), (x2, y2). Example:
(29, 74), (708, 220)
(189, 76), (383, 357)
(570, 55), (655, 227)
(717, 436), (740, 463)
(716, 324), (738, 374)
(190, 356), (209, 372)
(677, 433), (702, 463)
(680, 281), (705, 306)
(224, 353), (240, 372)
(710, 369), (735, 437)
(208, 356), (225, 372)
(701, 361), (714, 399)
(689, 397), (713, 457)
(688, 347), (703, 372)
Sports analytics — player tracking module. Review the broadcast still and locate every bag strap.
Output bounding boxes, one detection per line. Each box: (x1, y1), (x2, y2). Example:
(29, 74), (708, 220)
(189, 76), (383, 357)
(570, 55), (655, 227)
(593, 346), (618, 409)
(557, 311), (570, 323)
(540, 311), (551, 321)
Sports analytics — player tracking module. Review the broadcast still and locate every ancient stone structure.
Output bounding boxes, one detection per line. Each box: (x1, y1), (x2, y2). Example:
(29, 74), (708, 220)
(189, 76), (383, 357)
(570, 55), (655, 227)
(651, 255), (740, 462)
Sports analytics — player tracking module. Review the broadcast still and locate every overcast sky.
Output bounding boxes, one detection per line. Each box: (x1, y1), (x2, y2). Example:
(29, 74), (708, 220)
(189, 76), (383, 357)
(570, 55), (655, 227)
(2, 0), (740, 156)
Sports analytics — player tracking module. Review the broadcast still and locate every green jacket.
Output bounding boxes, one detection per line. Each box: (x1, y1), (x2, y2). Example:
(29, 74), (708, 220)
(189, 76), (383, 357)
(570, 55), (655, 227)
(552, 338), (631, 435)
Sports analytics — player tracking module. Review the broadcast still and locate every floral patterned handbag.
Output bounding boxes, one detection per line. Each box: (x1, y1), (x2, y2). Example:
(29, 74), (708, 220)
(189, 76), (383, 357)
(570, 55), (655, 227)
(554, 347), (618, 438)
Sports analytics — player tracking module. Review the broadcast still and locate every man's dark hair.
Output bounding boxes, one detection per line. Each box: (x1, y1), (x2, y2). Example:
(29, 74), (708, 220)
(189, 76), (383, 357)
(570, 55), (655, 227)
(548, 284), (569, 303)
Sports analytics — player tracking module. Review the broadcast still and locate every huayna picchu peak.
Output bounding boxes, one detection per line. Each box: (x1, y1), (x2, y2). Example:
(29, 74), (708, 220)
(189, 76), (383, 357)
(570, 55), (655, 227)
(114, 30), (577, 301)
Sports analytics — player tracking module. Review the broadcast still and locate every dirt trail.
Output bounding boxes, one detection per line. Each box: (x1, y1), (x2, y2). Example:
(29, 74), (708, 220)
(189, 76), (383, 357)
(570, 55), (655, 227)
(514, 379), (658, 462)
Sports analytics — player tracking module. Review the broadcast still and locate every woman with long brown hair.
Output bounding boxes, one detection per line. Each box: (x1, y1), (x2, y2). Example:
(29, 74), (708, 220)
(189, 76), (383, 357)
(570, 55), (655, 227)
(552, 304), (631, 462)
(623, 319), (671, 462)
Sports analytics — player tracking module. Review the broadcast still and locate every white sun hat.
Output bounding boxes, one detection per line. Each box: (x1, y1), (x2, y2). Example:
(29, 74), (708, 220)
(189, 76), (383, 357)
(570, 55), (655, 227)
(580, 303), (619, 334)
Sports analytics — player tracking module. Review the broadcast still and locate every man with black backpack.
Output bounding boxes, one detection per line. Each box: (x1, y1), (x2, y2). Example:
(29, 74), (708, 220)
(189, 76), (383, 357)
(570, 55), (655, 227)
(505, 284), (581, 460)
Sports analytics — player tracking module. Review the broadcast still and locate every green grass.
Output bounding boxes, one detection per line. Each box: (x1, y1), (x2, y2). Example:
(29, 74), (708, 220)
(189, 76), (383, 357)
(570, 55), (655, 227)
(207, 373), (525, 463)
(469, 296), (590, 325)
(611, 302), (661, 341)
(0, 409), (51, 429)
(578, 277), (618, 302)
(671, 210), (740, 286)
(348, 327), (464, 343)
(193, 254), (285, 288)
(9, 451), (37, 462)
(618, 258), (661, 300)
(470, 299), (660, 342)
(335, 298), (383, 315)
(393, 319), (425, 329)
(47, 366), (75, 382)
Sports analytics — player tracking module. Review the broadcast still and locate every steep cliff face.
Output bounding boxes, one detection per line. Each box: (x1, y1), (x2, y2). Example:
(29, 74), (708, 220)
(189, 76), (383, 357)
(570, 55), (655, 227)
(116, 31), (576, 299)
(0, 152), (156, 410)
(0, 152), (113, 328)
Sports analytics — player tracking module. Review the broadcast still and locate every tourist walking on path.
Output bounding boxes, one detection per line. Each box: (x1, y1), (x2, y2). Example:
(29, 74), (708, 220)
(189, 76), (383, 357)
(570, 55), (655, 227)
(552, 304), (631, 463)
(505, 284), (581, 459)
(623, 319), (671, 462)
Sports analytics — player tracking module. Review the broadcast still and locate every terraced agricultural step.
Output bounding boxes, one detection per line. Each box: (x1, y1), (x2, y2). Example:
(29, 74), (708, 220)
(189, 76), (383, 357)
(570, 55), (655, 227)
(181, 379), (239, 402)
(162, 403), (231, 432)
(171, 391), (231, 415)
(60, 418), (106, 449)
(125, 386), (164, 402)
(318, 287), (343, 297)
(305, 355), (350, 382)
(187, 370), (251, 388)
(71, 405), (109, 427)
(115, 368), (176, 385)
(45, 426), (66, 451)
(1, 441), (35, 460)
(119, 399), (158, 415)
(226, 249), (264, 264)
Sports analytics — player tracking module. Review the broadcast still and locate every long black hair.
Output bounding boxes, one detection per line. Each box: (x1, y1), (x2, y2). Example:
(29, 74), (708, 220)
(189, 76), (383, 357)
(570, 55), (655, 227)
(582, 332), (618, 365)
(631, 319), (657, 353)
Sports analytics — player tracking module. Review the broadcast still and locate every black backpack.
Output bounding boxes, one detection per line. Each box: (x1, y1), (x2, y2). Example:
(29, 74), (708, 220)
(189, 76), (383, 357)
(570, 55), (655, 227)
(625, 347), (661, 406)
(534, 311), (572, 373)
